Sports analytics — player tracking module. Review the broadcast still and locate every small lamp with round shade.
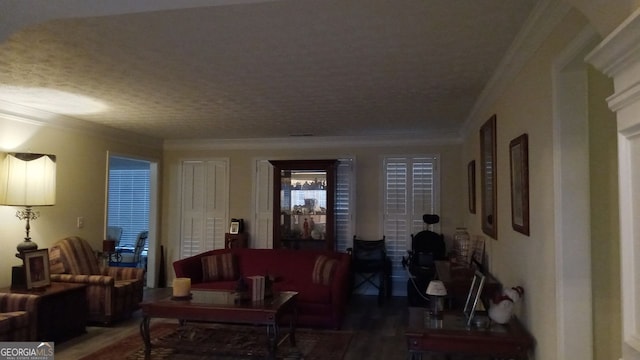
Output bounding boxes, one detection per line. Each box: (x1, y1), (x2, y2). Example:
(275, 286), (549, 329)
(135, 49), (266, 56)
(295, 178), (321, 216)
(426, 280), (448, 318)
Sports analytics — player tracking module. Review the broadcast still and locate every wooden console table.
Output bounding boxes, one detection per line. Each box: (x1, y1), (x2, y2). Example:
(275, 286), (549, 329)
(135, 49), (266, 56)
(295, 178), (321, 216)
(1, 282), (87, 342)
(225, 232), (248, 248)
(406, 307), (534, 359)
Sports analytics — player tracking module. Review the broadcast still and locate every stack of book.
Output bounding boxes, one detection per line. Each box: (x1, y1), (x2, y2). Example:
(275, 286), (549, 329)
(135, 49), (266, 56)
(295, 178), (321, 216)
(247, 275), (265, 301)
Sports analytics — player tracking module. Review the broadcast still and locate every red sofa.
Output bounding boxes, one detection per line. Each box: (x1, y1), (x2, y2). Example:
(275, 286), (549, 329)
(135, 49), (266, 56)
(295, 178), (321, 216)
(173, 248), (351, 329)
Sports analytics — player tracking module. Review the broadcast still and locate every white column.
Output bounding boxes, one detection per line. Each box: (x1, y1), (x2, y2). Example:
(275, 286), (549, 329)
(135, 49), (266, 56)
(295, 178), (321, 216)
(586, 8), (640, 360)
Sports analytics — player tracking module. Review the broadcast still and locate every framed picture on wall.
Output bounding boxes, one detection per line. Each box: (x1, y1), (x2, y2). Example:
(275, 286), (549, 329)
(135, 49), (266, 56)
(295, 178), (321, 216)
(510, 134), (530, 235)
(468, 160), (476, 214)
(480, 115), (497, 239)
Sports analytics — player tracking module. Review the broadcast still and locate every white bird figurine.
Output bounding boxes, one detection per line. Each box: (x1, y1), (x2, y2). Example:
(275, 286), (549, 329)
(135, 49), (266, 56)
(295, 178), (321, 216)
(488, 286), (524, 324)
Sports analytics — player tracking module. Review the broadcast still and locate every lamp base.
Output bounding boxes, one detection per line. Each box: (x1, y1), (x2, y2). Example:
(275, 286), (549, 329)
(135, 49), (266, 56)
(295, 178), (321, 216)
(11, 265), (26, 290)
(16, 239), (38, 259)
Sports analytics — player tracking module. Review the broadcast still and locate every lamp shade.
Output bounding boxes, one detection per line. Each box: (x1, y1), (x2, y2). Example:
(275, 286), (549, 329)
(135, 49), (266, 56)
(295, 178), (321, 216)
(426, 280), (447, 296)
(0, 153), (56, 206)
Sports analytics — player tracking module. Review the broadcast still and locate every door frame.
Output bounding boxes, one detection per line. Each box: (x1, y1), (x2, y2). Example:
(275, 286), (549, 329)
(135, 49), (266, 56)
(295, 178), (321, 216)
(105, 151), (160, 287)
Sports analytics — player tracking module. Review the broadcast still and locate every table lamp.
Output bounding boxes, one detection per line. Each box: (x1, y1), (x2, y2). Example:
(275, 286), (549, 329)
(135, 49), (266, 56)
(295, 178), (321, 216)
(426, 280), (447, 318)
(0, 153), (56, 288)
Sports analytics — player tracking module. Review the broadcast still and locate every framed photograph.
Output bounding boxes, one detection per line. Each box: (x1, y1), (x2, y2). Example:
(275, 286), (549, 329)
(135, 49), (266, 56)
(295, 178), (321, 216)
(510, 134), (530, 235)
(468, 160), (476, 214)
(230, 221), (240, 234)
(463, 270), (486, 327)
(24, 249), (50, 289)
(480, 115), (497, 239)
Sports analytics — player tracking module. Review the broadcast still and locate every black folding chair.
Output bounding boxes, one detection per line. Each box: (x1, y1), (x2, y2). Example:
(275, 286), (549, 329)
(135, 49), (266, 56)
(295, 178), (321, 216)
(347, 236), (391, 305)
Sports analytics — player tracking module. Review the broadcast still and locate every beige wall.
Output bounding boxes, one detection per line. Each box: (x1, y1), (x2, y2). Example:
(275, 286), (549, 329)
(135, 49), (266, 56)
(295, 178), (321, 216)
(588, 67), (620, 360)
(161, 143), (464, 265)
(0, 117), (162, 288)
(461, 9), (592, 360)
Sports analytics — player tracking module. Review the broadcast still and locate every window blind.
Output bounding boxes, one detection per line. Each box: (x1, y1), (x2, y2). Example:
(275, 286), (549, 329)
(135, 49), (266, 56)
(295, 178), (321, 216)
(107, 169), (150, 250)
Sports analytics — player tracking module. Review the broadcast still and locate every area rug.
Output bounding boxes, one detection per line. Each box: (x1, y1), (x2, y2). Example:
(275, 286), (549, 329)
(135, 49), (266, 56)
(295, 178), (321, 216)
(79, 323), (353, 360)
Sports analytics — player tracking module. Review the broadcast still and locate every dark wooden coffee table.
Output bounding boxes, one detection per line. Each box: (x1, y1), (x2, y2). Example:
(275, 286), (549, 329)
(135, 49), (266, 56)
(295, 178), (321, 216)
(139, 289), (298, 360)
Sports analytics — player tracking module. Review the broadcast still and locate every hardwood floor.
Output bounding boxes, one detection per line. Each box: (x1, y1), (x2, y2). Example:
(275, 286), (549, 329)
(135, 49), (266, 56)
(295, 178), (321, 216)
(342, 295), (410, 360)
(54, 293), (412, 359)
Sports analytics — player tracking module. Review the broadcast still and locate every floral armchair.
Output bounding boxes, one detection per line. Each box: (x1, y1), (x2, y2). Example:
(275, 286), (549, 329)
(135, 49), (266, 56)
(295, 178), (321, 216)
(48, 236), (144, 325)
(0, 292), (39, 341)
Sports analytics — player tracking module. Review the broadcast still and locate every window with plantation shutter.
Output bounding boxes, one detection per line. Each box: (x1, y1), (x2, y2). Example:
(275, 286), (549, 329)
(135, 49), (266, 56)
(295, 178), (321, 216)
(383, 156), (439, 287)
(180, 160), (229, 258)
(107, 168), (150, 250)
(336, 158), (354, 252)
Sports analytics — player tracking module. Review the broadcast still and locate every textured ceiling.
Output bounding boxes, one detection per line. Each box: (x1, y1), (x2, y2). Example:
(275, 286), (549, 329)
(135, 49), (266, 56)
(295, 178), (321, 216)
(0, 0), (538, 141)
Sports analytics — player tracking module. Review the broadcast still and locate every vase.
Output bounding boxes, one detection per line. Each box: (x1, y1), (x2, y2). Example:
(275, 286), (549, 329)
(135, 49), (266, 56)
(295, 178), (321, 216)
(453, 227), (471, 265)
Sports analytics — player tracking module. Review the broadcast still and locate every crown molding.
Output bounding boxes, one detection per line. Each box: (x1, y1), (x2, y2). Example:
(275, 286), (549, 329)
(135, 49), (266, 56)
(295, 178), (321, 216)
(585, 8), (640, 78)
(163, 131), (462, 151)
(460, 0), (572, 137)
(0, 100), (163, 149)
(586, 8), (640, 113)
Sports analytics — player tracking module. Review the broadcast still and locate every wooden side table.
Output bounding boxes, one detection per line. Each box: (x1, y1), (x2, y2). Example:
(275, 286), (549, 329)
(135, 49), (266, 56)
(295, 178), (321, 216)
(225, 232), (248, 248)
(406, 307), (534, 359)
(1, 282), (88, 342)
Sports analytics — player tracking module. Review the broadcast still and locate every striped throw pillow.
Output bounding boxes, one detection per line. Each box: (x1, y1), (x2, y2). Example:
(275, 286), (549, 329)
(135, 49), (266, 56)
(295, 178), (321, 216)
(201, 253), (238, 282)
(312, 255), (337, 286)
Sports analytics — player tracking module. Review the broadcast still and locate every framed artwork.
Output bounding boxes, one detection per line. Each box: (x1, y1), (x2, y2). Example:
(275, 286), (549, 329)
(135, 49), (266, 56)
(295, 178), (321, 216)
(230, 221), (240, 234)
(510, 134), (530, 235)
(480, 115), (497, 239)
(468, 160), (476, 214)
(24, 249), (50, 289)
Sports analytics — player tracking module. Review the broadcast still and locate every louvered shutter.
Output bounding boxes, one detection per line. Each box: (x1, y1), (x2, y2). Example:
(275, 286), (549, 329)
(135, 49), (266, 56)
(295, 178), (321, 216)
(383, 156), (439, 283)
(180, 160), (228, 258)
(336, 159), (354, 252)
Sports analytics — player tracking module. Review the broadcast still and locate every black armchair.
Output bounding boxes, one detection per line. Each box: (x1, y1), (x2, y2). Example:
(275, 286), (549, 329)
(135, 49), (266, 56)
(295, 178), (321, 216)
(347, 236), (392, 305)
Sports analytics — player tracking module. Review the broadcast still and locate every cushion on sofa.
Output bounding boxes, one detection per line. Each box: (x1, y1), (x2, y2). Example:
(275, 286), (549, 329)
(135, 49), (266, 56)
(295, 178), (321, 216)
(202, 253), (238, 281)
(48, 246), (66, 274)
(312, 255), (337, 286)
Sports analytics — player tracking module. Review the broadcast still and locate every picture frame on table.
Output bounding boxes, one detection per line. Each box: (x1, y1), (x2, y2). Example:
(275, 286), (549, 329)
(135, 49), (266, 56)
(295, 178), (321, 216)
(480, 115), (497, 239)
(230, 221), (240, 234)
(24, 248), (50, 290)
(510, 133), (530, 236)
(463, 270), (486, 327)
(468, 160), (476, 214)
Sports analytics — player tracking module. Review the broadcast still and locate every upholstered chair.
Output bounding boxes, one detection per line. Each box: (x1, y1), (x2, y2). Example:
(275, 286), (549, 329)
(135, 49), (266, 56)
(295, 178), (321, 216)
(48, 236), (144, 325)
(0, 293), (39, 341)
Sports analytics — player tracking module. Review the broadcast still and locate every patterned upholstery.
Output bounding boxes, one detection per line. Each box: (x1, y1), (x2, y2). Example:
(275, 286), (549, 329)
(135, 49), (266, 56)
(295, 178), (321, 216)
(0, 293), (39, 341)
(48, 236), (144, 325)
(201, 253), (238, 281)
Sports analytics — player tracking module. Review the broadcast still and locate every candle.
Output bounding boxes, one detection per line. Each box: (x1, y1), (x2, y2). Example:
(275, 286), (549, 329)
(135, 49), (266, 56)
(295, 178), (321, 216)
(173, 277), (191, 297)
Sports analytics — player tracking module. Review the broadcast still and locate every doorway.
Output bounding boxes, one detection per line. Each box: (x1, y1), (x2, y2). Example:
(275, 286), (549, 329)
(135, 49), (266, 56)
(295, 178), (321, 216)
(106, 153), (159, 287)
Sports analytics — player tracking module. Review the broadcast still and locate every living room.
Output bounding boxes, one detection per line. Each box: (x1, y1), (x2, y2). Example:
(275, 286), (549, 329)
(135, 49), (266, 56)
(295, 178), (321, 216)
(1, 1), (640, 359)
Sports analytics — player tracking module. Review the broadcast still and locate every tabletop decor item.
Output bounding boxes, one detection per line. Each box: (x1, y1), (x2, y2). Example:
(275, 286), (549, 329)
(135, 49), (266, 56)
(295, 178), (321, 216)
(425, 280), (448, 319)
(489, 286), (524, 324)
(24, 248), (51, 290)
(172, 277), (191, 299)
